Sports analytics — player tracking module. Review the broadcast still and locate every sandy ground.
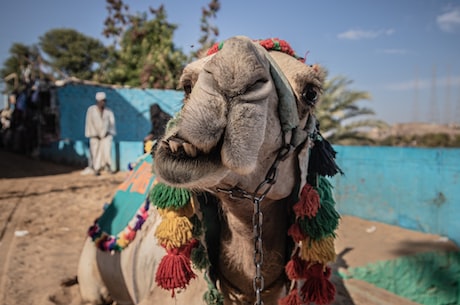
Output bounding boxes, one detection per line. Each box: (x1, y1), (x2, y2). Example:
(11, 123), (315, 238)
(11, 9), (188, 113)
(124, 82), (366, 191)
(0, 150), (458, 305)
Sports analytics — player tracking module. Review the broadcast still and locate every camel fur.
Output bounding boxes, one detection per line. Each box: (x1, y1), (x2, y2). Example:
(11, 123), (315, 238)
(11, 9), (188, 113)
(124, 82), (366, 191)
(77, 36), (334, 305)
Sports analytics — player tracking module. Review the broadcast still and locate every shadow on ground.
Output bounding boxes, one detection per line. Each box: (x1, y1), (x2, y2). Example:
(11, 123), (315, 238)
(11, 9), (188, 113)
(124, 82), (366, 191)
(0, 149), (80, 179)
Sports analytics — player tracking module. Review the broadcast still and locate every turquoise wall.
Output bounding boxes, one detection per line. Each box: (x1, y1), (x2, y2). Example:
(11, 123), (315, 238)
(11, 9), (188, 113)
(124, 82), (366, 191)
(39, 83), (459, 245)
(331, 146), (460, 246)
(40, 83), (183, 170)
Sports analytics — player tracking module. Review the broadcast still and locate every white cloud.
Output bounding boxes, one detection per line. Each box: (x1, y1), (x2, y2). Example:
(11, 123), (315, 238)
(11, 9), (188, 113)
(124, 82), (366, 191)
(385, 76), (460, 91)
(338, 28), (394, 40)
(437, 7), (460, 32)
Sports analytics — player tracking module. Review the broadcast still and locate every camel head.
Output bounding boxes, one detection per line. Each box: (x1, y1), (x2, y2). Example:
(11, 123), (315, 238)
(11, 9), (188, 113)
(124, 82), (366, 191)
(154, 36), (325, 200)
(151, 37), (340, 305)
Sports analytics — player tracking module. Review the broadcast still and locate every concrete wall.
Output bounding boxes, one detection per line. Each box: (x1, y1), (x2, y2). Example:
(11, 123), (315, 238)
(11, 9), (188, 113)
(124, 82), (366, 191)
(40, 83), (183, 170)
(331, 146), (460, 246)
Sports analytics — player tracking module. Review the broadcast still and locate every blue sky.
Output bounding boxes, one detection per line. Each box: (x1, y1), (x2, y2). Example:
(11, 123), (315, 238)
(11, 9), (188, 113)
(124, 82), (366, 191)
(1, 0), (459, 124)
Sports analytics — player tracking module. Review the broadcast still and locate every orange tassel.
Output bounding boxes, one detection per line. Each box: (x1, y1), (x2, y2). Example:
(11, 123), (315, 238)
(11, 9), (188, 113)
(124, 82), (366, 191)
(293, 184), (320, 218)
(300, 264), (335, 305)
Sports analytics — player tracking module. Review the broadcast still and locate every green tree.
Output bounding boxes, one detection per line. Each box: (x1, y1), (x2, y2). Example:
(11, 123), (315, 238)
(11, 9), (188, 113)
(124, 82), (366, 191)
(1, 43), (43, 91)
(39, 28), (109, 80)
(102, 2), (186, 88)
(316, 74), (388, 145)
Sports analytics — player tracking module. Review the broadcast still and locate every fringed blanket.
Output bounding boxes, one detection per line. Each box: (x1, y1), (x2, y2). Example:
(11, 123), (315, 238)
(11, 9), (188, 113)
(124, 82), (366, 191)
(88, 153), (156, 252)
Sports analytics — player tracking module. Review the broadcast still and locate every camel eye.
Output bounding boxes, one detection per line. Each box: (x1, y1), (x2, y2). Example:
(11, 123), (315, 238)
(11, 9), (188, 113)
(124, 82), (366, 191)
(183, 82), (192, 95)
(301, 85), (318, 106)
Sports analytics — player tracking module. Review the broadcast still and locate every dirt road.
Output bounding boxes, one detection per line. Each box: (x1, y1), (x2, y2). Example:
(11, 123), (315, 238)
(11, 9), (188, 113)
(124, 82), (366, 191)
(0, 150), (457, 305)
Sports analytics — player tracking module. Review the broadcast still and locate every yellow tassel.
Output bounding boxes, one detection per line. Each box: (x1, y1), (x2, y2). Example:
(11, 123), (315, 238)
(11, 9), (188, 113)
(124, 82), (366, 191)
(299, 236), (336, 265)
(158, 203), (195, 219)
(155, 216), (193, 249)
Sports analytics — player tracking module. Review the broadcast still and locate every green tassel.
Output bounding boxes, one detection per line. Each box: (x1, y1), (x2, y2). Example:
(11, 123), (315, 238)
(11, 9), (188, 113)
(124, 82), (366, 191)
(191, 214), (203, 237)
(298, 176), (340, 240)
(316, 175), (334, 204)
(203, 272), (223, 305)
(149, 183), (191, 209)
(191, 242), (210, 270)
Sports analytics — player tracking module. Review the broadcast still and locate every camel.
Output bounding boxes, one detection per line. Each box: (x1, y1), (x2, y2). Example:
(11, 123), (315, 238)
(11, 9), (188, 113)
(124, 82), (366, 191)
(77, 36), (341, 305)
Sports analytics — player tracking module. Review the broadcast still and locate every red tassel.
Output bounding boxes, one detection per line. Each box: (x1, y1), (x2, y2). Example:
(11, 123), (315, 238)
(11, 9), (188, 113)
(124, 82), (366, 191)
(293, 184), (320, 218)
(300, 264), (335, 305)
(155, 241), (198, 296)
(285, 253), (307, 280)
(287, 223), (307, 243)
(278, 286), (301, 305)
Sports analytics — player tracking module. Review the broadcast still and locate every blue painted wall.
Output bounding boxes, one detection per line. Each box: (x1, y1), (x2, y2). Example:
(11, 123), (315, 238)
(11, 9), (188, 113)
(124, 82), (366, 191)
(40, 83), (183, 170)
(331, 146), (460, 246)
(39, 83), (459, 245)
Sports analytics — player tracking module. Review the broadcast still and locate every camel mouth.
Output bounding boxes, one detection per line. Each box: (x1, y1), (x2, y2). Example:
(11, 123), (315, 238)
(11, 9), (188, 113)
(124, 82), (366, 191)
(154, 135), (224, 186)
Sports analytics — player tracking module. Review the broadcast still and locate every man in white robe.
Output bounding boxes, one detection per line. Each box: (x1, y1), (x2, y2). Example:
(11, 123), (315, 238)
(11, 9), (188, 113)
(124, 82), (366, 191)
(84, 92), (116, 175)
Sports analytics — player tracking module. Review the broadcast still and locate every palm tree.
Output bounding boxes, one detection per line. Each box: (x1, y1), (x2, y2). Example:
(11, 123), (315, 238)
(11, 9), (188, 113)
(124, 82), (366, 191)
(315, 73), (388, 145)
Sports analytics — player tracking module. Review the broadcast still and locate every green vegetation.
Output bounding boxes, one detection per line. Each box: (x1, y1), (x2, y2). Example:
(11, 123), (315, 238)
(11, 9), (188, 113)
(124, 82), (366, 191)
(315, 74), (388, 145)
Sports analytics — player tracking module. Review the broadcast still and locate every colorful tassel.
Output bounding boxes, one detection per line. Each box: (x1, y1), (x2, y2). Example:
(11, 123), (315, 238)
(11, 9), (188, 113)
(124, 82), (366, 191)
(278, 285), (301, 305)
(308, 131), (343, 177)
(191, 242), (210, 270)
(285, 252), (307, 280)
(300, 264), (335, 305)
(297, 178), (340, 240)
(299, 236), (336, 266)
(287, 223), (307, 243)
(203, 272), (224, 305)
(293, 183), (320, 218)
(155, 215), (194, 250)
(155, 240), (198, 296)
(150, 182), (191, 209)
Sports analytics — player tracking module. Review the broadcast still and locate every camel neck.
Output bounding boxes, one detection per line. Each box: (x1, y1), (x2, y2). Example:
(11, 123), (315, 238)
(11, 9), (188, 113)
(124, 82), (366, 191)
(216, 195), (289, 300)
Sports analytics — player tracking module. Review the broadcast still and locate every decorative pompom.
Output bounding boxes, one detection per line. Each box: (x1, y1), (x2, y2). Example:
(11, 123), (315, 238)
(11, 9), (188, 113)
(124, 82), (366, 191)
(285, 253), (307, 280)
(293, 184), (320, 218)
(278, 285), (301, 305)
(154, 215), (194, 250)
(155, 240), (198, 296)
(299, 237), (336, 265)
(300, 264), (335, 305)
(150, 183), (191, 209)
(190, 214), (203, 237)
(287, 223), (307, 243)
(308, 132), (343, 177)
(191, 242), (210, 270)
(297, 199), (339, 240)
(316, 176), (335, 206)
(203, 285), (224, 305)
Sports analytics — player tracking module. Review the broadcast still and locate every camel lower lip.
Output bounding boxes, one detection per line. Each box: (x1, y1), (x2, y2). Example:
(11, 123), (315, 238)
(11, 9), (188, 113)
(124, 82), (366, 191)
(154, 146), (222, 185)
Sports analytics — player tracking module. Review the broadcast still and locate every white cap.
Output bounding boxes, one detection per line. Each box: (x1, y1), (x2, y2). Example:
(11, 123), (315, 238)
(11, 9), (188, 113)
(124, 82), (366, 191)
(95, 92), (106, 101)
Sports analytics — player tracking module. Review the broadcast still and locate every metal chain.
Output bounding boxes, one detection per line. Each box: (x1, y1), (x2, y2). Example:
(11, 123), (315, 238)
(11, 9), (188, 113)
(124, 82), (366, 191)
(253, 197), (264, 305)
(217, 144), (292, 305)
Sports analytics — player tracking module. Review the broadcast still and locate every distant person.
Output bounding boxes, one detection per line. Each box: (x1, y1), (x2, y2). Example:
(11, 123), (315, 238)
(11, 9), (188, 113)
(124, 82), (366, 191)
(83, 92), (116, 176)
